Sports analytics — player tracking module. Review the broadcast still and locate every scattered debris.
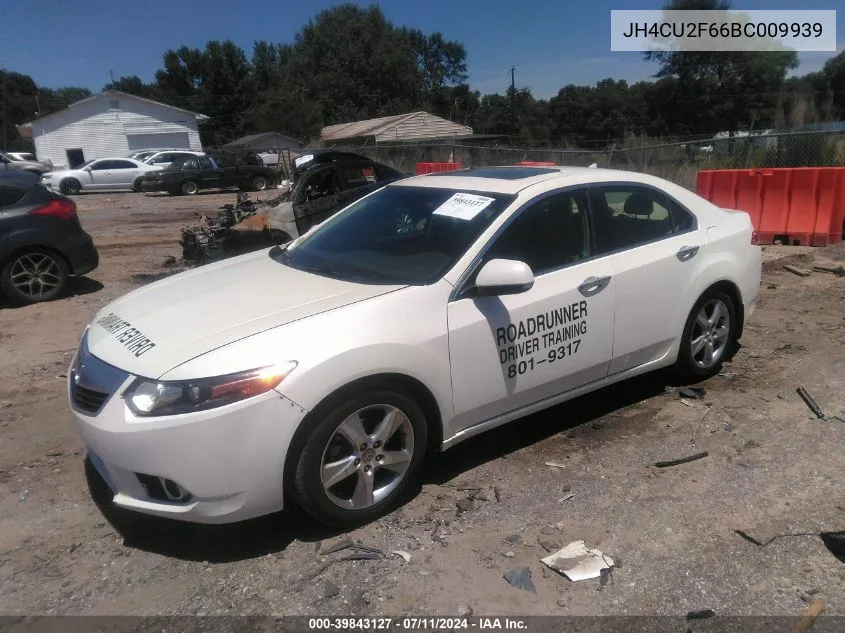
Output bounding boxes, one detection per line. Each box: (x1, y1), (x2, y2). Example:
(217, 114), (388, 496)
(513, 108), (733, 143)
(783, 264), (812, 277)
(540, 526), (557, 535)
(559, 493), (575, 504)
(686, 609), (716, 620)
(321, 539), (354, 555)
(813, 264), (845, 276)
(505, 534), (522, 545)
(323, 582), (341, 598)
(341, 552), (382, 561)
(598, 567), (612, 587)
(19, 489), (28, 503)
(456, 498), (474, 513)
(735, 529), (820, 547)
(503, 567), (536, 594)
(540, 540), (615, 582)
(792, 599), (824, 633)
(352, 543), (384, 555)
(538, 539), (559, 553)
(505, 551), (515, 558)
(679, 386), (706, 400)
(653, 452), (709, 468)
(391, 550), (411, 562)
(545, 461), (567, 469)
(796, 386), (845, 423)
(457, 605), (473, 617)
(493, 486), (502, 503)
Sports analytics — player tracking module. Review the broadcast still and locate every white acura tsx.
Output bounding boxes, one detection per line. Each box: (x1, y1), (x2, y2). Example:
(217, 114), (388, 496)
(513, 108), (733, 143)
(68, 165), (762, 527)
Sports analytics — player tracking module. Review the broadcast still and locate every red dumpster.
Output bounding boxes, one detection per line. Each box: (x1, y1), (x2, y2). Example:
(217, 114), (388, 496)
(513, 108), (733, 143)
(415, 162), (462, 175)
(696, 167), (845, 246)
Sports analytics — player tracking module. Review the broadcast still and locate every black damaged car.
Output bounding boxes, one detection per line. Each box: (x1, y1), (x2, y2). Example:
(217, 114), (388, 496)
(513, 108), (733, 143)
(141, 154), (277, 195)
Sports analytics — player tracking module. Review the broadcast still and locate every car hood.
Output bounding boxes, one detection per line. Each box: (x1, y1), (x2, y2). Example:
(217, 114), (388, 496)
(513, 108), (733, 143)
(85, 249), (405, 378)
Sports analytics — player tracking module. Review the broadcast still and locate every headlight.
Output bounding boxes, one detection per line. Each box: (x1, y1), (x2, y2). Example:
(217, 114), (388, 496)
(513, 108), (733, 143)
(123, 362), (297, 417)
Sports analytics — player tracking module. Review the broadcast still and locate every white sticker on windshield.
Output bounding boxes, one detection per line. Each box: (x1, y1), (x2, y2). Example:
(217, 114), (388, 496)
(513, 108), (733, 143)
(432, 193), (495, 221)
(294, 154), (314, 167)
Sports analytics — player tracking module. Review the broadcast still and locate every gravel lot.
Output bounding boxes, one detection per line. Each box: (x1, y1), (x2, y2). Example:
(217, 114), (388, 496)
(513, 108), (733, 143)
(1, 191), (844, 618)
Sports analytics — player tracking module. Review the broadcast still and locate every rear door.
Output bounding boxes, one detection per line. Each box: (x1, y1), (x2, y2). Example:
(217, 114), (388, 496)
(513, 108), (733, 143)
(447, 188), (616, 430)
(101, 159), (142, 188)
(195, 156), (222, 189)
(587, 183), (704, 374)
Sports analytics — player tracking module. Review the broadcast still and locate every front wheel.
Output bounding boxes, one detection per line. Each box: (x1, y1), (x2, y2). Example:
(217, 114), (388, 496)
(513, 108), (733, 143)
(293, 390), (428, 527)
(675, 289), (737, 381)
(60, 178), (81, 195)
(251, 175), (269, 191)
(132, 177), (144, 192)
(1, 248), (69, 304)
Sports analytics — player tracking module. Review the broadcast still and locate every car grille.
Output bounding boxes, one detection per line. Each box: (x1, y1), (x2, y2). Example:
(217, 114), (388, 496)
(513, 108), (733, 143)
(71, 384), (110, 414)
(69, 332), (129, 416)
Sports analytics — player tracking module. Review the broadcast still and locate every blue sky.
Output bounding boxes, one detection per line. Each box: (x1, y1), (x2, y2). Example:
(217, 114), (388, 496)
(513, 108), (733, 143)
(1, 0), (842, 99)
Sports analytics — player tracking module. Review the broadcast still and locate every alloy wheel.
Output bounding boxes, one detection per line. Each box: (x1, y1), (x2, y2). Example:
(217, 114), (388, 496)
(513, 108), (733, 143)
(320, 404), (415, 510)
(690, 299), (730, 369)
(10, 252), (62, 299)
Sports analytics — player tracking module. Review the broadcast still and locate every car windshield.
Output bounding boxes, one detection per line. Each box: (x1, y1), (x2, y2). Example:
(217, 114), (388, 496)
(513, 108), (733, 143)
(278, 185), (515, 285)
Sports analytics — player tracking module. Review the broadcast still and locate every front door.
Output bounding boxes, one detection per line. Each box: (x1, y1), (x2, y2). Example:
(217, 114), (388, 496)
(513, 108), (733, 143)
(196, 156), (222, 189)
(587, 184), (706, 374)
(447, 188), (616, 431)
(293, 166), (344, 233)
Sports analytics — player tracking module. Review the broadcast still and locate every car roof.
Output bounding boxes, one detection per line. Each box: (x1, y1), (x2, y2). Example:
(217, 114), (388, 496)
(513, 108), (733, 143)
(390, 165), (672, 195)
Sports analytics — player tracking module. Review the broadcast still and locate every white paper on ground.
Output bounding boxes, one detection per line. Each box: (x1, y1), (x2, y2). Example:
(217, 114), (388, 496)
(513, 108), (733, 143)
(540, 540), (614, 581)
(432, 193), (495, 221)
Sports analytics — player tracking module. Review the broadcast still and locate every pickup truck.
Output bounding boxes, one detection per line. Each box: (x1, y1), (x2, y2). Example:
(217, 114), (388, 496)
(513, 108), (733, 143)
(141, 155), (277, 195)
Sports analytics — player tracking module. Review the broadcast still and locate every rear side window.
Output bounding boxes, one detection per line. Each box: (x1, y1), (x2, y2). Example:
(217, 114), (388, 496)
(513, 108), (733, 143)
(589, 185), (693, 254)
(198, 157), (214, 169)
(183, 158), (199, 170)
(0, 185), (27, 208)
(111, 160), (137, 169)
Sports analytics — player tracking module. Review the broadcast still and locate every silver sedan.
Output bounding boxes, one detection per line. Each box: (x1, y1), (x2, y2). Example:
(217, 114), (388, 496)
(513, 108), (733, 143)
(41, 158), (162, 195)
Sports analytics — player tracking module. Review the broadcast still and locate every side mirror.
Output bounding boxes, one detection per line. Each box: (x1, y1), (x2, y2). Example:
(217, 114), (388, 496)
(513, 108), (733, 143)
(83, 166), (92, 171)
(473, 259), (534, 296)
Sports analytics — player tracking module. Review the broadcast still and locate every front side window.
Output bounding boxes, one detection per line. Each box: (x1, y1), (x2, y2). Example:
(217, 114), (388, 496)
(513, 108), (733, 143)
(198, 157), (214, 170)
(588, 185), (679, 254)
(89, 161), (111, 170)
(483, 189), (590, 276)
(182, 158), (199, 170)
(340, 164), (378, 189)
(280, 185), (516, 285)
(298, 168), (342, 203)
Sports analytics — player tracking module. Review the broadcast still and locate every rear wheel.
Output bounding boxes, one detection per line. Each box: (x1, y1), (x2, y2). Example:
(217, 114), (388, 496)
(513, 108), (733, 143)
(180, 180), (199, 195)
(1, 248), (69, 304)
(60, 178), (81, 195)
(252, 175), (269, 191)
(675, 289), (737, 381)
(293, 389), (427, 527)
(132, 177), (144, 192)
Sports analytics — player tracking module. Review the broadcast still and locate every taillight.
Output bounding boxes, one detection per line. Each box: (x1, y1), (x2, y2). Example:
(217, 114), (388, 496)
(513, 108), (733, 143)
(30, 199), (77, 221)
(751, 231), (760, 245)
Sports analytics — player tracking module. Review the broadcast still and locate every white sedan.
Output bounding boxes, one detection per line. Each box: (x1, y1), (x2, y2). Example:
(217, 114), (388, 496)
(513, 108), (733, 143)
(68, 166), (762, 526)
(41, 158), (161, 195)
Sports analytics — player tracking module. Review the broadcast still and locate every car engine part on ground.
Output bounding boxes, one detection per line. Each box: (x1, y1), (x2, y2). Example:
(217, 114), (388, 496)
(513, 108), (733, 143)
(180, 191), (291, 265)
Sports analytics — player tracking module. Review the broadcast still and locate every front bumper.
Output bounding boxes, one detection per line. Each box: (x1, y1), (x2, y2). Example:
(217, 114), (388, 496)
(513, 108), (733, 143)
(69, 353), (309, 524)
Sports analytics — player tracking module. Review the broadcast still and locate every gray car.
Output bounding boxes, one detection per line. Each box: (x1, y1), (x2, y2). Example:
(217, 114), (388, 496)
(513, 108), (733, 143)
(0, 151), (51, 175)
(40, 158), (162, 195)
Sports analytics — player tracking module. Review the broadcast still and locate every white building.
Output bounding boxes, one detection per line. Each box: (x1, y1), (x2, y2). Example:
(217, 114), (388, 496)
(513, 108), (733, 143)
(17, 91), (208, 169)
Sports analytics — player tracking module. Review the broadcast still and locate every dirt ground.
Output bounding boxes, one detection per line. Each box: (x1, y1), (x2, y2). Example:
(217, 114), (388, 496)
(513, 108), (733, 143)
(0, 190), (844, 619)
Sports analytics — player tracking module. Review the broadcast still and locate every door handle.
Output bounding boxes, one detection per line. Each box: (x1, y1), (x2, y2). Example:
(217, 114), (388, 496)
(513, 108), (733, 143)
(578, 275), (611, 297)
(676, 245), (700, 262)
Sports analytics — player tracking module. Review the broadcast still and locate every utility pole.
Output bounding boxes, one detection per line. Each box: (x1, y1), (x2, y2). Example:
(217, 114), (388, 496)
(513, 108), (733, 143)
(509, 66), (517, 135)
(2, 71), (7, 151)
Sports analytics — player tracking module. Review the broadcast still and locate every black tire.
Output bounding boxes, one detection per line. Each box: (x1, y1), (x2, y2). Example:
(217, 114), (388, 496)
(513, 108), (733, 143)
(293, 389), (428, 527)
(674, 288), (737, 381)
(132, 177), (144, 192)
(251, 175), (269, 191)
(59, 178), (81, 195)
(1, 247), (69, 304)
(180, 180), (199, 195)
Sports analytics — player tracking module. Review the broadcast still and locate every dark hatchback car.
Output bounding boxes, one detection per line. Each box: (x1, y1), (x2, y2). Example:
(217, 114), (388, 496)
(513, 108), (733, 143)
(141, 154), (277, 195)
(0, 172), (98, 304)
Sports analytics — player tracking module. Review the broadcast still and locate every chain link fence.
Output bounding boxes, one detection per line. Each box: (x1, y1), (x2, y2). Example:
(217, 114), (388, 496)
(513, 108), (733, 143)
(341, 128), (845, 190)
